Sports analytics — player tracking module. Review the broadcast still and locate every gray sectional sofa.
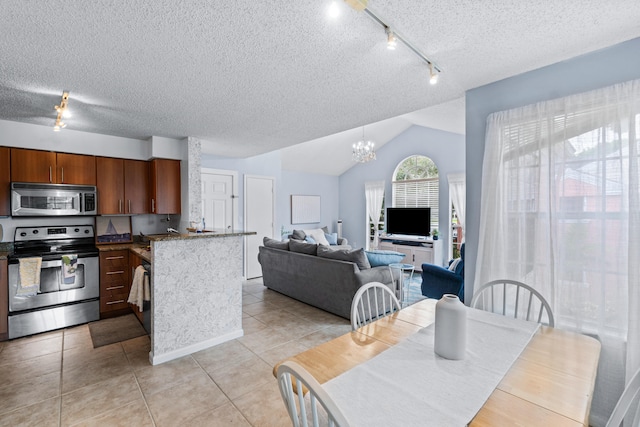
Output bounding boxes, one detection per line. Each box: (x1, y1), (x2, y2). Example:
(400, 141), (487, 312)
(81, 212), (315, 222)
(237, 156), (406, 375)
(257, 239), (395, 319)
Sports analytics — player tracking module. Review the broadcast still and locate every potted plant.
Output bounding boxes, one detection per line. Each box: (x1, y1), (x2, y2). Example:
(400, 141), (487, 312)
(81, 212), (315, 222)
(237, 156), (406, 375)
(431, 229), (439, 240)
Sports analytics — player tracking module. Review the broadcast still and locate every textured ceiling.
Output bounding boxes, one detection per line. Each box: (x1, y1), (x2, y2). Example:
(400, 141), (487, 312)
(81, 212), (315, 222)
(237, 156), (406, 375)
(1, 1), (639, 175)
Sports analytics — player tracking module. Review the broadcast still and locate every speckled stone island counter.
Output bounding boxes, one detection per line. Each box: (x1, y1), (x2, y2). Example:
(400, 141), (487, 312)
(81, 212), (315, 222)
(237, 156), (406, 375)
(146, 230), (256, 365)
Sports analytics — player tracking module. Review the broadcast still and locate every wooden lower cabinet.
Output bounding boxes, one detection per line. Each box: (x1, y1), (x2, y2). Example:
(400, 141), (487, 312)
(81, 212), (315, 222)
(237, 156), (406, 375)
(0, 258), (7, 341)
(99, 250), (131, 318)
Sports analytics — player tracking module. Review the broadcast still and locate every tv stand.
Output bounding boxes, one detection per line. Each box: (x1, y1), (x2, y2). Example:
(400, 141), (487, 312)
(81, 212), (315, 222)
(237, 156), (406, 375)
(379, 234), (442, 271)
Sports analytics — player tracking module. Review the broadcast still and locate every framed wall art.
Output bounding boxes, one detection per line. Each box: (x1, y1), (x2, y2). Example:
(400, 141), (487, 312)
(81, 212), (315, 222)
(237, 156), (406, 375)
(291, 195), (321, 224)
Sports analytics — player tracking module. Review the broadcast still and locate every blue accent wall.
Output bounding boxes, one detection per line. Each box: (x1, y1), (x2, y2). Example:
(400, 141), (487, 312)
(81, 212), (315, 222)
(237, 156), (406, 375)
(465, 37), (640, 297)
(338, 125), (465, 263)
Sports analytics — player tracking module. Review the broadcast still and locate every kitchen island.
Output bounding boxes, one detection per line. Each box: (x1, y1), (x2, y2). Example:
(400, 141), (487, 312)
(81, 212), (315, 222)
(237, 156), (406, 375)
(146, 230), (255, 365)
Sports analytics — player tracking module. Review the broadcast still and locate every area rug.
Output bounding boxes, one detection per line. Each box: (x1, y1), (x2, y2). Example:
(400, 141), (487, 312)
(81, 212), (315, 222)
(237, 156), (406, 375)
(89, 314), (147, 348)
(403, 275), (427, 306)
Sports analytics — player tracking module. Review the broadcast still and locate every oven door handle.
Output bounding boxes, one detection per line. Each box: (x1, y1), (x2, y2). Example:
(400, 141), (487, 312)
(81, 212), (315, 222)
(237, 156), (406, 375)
(39, 258), (86, 269)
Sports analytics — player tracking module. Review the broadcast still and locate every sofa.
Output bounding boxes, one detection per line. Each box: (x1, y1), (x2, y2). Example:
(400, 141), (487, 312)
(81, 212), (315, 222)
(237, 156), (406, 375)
(421, 243), (465, 302)
(257, 238), (396, 319)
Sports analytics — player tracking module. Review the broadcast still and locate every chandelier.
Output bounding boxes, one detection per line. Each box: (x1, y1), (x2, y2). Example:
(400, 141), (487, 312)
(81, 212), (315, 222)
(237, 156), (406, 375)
(352, 127), (376, 163)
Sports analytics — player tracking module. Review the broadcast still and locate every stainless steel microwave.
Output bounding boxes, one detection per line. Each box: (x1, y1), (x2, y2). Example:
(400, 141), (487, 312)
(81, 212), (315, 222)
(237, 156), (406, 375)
(11, 182), (97, 216)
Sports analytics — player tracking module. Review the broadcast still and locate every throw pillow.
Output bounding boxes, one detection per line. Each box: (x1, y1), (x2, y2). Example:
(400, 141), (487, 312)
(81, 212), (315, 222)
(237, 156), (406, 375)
(324, 232), (338, 245)
(263, 237), (289, 250)
(289, 239), (318, 255)
(317, 245), (371, 270)
(305, 235), (316, 244)
(291, 229), (306, 240)
(364, 250), (406, 267)
(303, 228), (330, 246)
(448, 258), (462, 272)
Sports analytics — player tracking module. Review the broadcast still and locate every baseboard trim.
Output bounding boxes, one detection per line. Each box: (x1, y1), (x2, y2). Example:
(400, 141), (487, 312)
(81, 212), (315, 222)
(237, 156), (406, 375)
(149, 328), (244, 365)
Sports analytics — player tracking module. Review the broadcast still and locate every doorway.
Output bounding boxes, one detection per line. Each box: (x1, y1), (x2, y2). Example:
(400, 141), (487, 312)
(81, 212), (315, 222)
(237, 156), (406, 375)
(244, 175), (275, 279)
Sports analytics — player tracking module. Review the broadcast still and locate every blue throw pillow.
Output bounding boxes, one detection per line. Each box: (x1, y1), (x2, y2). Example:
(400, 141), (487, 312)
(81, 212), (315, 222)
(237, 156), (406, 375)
(365, 250), (406, 267)
(324, 232), (338, 245)
(305, 236), (317, 244)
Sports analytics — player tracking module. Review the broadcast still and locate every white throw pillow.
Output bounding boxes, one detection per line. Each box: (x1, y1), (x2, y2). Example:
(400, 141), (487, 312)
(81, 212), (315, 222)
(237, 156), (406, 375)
(448, 258), (461, 272)
(303, 228), (330, 246)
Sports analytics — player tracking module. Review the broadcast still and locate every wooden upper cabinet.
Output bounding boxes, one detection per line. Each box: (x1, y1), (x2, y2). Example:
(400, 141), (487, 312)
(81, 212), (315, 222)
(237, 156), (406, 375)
(10, 148), (96, 185)
(56, 153), (96, 185)
(10, 148), (57, 183)
(96, 157), (125, 215)
(123, 159), (149, 214)
(151, 159), (181, 215)
(0, 147), (10, 216)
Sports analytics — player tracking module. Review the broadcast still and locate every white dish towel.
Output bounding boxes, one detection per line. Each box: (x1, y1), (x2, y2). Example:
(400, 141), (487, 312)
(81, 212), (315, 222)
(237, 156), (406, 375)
(127, 265), (149, 312)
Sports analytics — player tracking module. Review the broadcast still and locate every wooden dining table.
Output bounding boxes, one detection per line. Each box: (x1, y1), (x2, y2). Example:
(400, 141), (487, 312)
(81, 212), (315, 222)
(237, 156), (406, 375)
(274, 298), (601, 426)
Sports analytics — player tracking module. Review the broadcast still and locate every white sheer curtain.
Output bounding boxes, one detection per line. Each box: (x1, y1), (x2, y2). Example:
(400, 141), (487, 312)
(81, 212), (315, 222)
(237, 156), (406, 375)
(476, 79), (640, 426)
(448, 172), (466, 236)
(365, 181), (385, 250)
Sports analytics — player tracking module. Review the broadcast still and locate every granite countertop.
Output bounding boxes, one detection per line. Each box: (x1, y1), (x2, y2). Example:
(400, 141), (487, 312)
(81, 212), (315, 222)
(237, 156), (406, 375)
(147, 230), (256, 241)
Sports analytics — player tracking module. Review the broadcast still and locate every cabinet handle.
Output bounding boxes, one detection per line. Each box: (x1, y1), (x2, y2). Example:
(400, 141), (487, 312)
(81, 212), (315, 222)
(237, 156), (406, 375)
(49, 166), (52, 183)
(106, 270), (125, 275)
(106, 285), (125, 290)
(119, 199), (122, 213)
(151, 199), (155, 213)
(106, 300), (125, 305)
(61, 167), (64, 183)
(128, 199), (131, 213)
(105, 256), (124, 260)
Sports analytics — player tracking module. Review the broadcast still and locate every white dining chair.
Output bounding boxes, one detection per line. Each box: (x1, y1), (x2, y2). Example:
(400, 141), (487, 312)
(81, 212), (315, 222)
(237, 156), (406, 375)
(350, 281), (401, 331)
(470, 279), (555, 327)
(277, 360), (351, 427)
(606, 367), (640, 427)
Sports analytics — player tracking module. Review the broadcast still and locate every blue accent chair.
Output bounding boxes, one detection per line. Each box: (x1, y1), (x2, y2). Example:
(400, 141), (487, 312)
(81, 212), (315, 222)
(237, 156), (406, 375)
(421, 243), (464, 302)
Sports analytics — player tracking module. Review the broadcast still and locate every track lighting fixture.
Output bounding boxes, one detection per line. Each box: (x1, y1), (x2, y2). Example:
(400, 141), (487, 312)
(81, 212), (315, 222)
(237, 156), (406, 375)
(344, 0), (442, 84)
(53, 91), (69, 131)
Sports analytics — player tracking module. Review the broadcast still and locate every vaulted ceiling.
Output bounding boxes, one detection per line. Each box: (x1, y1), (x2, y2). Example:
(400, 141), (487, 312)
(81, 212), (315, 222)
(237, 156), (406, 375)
(1, 1), (639, 175)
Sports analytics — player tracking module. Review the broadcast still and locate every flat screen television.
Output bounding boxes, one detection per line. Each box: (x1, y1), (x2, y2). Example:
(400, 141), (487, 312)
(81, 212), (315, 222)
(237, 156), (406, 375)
(385, 207), (431, 237)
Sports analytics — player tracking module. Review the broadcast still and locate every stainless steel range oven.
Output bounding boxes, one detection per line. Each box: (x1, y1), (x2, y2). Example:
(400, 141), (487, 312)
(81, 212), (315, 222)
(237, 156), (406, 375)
(7, 225), (100, 339)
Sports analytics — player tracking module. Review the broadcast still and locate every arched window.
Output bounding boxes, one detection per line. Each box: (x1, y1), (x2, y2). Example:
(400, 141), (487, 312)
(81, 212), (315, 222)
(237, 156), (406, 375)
(392, 155), (439, 232)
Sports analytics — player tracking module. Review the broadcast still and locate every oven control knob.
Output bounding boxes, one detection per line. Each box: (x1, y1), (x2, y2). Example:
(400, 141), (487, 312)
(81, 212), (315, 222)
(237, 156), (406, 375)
(33, 230), (39, 234)
(74, 228), (80, 232)
(84, 229), (90, 234)
(20, 232), (27, 237)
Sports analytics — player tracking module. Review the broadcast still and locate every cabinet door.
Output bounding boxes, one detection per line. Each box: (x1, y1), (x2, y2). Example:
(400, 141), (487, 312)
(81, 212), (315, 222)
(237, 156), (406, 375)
(123, 160), (149, 214)
(151, 159), (181, 214)
(56, 153), (96, 185)
(0, 147), (10, 216)
(10, 148), (56, 183)
(96, 157), (124, 214)
(0, 258), (7, 341)
(394, 246), (414, 266)
(413, 247), (434, 271)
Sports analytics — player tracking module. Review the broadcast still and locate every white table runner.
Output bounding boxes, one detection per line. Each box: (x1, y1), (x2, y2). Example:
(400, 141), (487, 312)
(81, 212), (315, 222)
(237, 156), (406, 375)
(323, 309), (540, 426)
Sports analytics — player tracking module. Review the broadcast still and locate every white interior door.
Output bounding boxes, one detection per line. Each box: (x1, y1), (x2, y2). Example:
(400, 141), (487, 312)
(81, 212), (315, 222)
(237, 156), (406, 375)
(201, 168), (237, 231)
(245, 175), (275, 279)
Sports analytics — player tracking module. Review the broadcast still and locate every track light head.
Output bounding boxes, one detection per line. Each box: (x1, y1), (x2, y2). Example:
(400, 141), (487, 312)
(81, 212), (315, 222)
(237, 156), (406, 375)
(386, 27), (397, 50)
(429, 64), (439, 85)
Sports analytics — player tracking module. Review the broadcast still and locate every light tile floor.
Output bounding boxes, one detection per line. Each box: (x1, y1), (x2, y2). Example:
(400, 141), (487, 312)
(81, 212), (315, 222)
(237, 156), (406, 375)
(0, 278), (351, 426)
